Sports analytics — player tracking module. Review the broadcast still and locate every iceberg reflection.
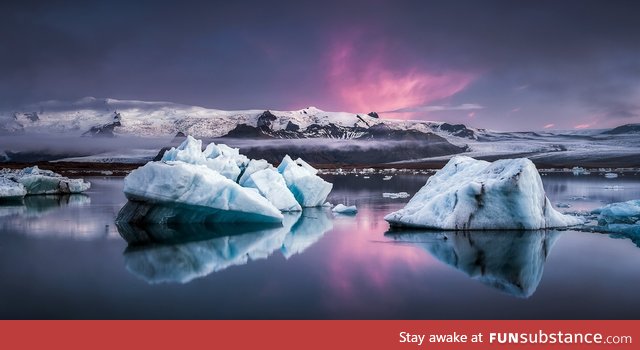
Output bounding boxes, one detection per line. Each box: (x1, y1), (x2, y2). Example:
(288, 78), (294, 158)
(118, 208), (333, 284)
(0, 194), (91, 218)
(384, 230), (560, 298)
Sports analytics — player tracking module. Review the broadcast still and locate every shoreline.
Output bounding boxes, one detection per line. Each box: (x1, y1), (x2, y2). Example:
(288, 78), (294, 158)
(1, 161), (639, 177)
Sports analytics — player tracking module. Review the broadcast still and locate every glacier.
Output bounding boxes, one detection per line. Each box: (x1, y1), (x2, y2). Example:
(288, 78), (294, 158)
(120, 136), (331, 223)
(0, 166), (90, 199)
(384, 156), (583, 230)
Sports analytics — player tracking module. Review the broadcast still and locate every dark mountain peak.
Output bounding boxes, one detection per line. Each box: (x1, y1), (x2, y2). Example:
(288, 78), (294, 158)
(602, 123), (640, 135)
(285, 121), (300, 132)
(257, 110), (278, 131)
(367, 112), (380, 119)
(438, 123), (475, 138)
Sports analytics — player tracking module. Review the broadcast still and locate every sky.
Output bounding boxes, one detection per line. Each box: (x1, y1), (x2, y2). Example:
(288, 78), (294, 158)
(1, 0), (639, 131)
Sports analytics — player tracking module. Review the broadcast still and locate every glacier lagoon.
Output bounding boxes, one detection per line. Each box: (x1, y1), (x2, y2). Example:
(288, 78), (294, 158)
(0, 172), (639, 319)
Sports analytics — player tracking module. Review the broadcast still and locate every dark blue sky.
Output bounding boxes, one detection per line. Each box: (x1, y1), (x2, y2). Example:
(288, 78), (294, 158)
(2, 0), (639, 130)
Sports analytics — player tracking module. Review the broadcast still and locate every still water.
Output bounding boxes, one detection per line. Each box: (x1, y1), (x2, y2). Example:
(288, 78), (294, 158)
(0, 173), (639, 319)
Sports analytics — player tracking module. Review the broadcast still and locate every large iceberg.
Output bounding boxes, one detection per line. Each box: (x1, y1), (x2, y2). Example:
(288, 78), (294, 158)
(385, 156), (583, 230)
(120, 136), (331, 224)
(385, 230), (559, 298)
(0, 166), (90, 199)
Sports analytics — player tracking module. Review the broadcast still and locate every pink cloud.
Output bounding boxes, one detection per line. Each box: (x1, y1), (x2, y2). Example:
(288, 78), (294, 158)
(327, 41), (476, 119)
(574, 123), (595, 129)
(543, 123), (555, 129)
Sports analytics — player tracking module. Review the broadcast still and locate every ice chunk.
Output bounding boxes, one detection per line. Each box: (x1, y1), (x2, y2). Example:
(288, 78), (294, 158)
(243, 168), (302, 212)
(122, 161), (283, 223)
(0, 177), (26, 200)
(238, 159), (273, 185)
(555, 203), (571, 208)
(382, 192), (410, 199)
(386, 230), (559, 298)
(385, 156), (583, 230)
(332, 204), (358, 215)
(278, 155), (332, 207)
(604, 172), (618, 179)
(1, 166), (91, 195)
(592, 200), (640, 225)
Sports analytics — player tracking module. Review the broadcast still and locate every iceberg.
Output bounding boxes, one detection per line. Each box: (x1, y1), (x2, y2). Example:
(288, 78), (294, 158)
(0, 176), (27, 200)
(120, 136), (331, 224)
(0, 166), (90, 197)
(122, 161), (283, 223)
(332, 204), (358, 215)
(385, 156), (583, 230)
(385, 230), (559, 298)
(278, 155), (333, 207)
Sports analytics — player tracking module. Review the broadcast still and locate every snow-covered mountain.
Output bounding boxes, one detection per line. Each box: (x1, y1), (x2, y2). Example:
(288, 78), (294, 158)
(1, 97), (639, 168)
(0, 97), (479, 142)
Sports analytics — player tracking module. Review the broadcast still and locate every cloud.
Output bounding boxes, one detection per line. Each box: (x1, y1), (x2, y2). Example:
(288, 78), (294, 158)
(326, 38), (477, 117)
(383, 103), (483, 114)
(543, 123), (555, 129)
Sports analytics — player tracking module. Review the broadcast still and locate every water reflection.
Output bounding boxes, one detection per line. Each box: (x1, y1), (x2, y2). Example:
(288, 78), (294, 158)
(117, 208), (333, 284)
(385, 230), (560, 298)
(0, 194), (91, 218)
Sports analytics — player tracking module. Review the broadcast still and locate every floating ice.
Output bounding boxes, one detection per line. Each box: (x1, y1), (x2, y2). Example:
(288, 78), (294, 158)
(382, 192), (411, 199)
(0, 166), (90, 197)
(579, 200), (640, 247)
(555, 203), (571, 208)
(385, 156), (584, 230)
(604, 172), (619, 179)
(278, 155), (333, 207)
(571, 166), (590, 176)
(122, 161), (283, 223)
(383, 175), (393, 181)
(0, 176), (27, 200)
(121, 136), (330, 223)
(332, 204), (358, 215)
(592, 200), (640, 225)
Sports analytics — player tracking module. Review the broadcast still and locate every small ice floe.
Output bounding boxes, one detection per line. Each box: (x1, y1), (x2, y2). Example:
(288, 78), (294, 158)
(604, 172), (619, 179)
(363, 176), (370, 179)
(382, 175), (393, 181)
(384, 156), (583, 230)
(0, 166), (91, 199)
(332, 204), (358, 215)
(569, 196), (587, 201)
(383, 192), (411, 199)
(580, 200), (640, 246)
(604, 185), (624, 191)
(571, 166), (591, 176)
(555, 203), (571, 208)
(119, 136), (332, 224)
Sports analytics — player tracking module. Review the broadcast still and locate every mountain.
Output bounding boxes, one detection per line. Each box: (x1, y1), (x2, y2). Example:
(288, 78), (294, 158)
(1, 97), (639, 167)
(0, 97), (479, 142)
